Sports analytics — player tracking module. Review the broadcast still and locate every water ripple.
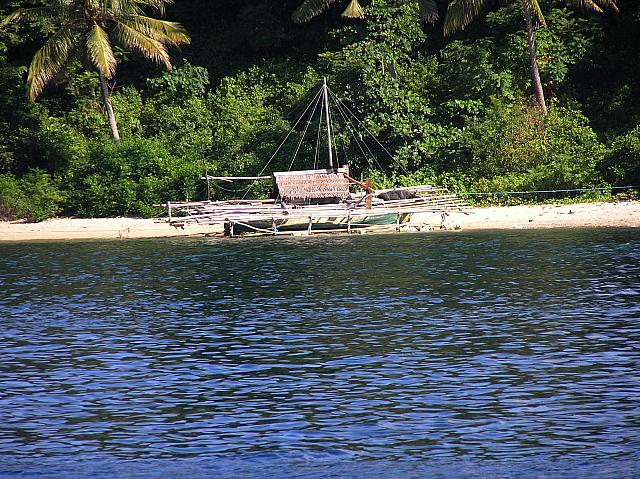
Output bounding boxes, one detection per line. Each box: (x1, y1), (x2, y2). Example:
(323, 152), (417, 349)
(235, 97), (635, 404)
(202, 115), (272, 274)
(1, 229), (639, 476)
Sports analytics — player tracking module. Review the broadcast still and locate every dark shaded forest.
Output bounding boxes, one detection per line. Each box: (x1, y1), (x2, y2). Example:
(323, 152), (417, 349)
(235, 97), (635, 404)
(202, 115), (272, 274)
(1, 0), (639, 220)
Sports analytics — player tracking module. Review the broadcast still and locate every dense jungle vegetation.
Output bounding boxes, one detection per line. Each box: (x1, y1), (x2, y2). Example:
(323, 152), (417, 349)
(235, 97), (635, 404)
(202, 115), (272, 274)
(0, 0), (638, 221)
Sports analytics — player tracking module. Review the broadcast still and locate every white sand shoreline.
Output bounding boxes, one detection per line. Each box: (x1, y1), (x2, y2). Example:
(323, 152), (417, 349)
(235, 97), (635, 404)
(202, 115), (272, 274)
(1, 201), (638, 242)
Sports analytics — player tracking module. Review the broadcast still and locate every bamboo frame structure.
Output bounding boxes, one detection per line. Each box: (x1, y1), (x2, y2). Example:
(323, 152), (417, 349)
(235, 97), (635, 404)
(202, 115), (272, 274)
(162, 81), (471, 237)
(164, 181), (470, 237)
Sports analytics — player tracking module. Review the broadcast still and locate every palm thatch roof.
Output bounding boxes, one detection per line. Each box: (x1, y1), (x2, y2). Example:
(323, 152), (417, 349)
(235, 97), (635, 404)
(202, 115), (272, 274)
(273, 168), (350, 205)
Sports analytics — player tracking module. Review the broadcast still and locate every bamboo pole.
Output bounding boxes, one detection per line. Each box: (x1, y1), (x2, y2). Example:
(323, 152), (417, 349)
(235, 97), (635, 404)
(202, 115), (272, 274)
(343, 173), (374, 193)
(323, 77), (334, 169)
(366, 179), (373, 209)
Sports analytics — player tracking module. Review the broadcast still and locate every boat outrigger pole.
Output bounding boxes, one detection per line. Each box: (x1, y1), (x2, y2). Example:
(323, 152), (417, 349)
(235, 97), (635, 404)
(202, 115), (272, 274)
(323, 77), (334, 170)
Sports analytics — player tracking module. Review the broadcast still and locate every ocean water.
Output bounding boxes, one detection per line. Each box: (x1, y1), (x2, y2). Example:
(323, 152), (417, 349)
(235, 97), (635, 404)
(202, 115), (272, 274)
(1, 229), (639, 478)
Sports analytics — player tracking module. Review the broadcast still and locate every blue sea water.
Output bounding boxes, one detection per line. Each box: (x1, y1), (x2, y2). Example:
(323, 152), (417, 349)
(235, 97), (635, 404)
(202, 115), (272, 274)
(1, 229), (639, 478)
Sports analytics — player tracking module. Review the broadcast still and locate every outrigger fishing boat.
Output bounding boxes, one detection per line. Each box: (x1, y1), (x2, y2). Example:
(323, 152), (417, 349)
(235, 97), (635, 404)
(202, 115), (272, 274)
(165, 79), (468, 236)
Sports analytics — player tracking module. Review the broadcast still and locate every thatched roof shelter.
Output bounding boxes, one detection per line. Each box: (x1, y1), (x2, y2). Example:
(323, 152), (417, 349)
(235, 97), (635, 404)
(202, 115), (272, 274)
(273, 168), (350, 205)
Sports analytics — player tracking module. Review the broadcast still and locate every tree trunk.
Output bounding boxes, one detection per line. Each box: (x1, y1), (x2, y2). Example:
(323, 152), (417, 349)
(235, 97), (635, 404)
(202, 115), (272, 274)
(98, 69), (121, 142)
(523, 0), (547, 115)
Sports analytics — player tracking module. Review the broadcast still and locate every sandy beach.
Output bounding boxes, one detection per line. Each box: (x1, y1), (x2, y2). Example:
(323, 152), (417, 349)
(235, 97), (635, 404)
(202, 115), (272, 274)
(1, 201), (638, 242)
(439, 201), (640, 231)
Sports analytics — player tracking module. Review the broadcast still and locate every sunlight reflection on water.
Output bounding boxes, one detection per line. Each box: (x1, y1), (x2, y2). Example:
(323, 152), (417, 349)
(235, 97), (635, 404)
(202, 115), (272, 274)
(1, 229), (639, 477)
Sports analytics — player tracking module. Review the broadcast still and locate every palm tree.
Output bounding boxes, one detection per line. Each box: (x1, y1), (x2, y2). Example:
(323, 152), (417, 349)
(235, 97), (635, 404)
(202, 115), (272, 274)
(292, 0), (366, 23)
(445, 0), (619, 115)
(2, 0), (190, 142)
(294, 0), (618, 114)
(293, 0), (440, 22)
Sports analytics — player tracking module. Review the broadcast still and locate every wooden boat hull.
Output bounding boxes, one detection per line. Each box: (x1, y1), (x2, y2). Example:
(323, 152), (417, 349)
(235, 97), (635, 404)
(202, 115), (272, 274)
(231, 212), (412, 235)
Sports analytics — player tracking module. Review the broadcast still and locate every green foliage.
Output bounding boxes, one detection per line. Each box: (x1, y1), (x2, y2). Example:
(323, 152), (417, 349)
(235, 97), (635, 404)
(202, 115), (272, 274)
(27, 116), (89, 173)
(143, 96), (212, 159)
(573, 0), (640, 137)
(0, 0), (638, 220)
(461, 101), (606, 197)
(533, 8), (601, 89)
(209, 65), (320, 190)
(63, 70), (110, 137)
(142, 62), (213, 162)
(0, 40), (40, 173)
(439, 39), (517, 109)
(0, 173), (24, 221)
(0, 169), (64, 221)
(146, 60), (209, 104)
(66, 138), (202, 217)
(484, 6), (601, 91)
(601, 125), (640, 186)
(109, 86), (143, 137)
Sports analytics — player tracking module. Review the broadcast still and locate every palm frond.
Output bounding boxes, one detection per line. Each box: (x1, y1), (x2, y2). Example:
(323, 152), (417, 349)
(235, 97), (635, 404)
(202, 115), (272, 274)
(2, 7), (59, 26)
(595, 0), (619, 12)
(129, 0), (172, 16)
(444, 0), (491, 34)
(527, 0), (546, 26)
(569, 0), (618, 13)
(27, 26), (77, 100)
(578, 0), (604, 12)
(83, 0), (101, 15)
(107, 0), (134, 16)
(342, 0), (365, 18)
(107, 0), (143, 17)
(292, 0), (336, 23)
(417, 0), (438, 23)
(113, 20), (171, 68)
(86, 23), (117, 78)
(122, 15), (190, 45)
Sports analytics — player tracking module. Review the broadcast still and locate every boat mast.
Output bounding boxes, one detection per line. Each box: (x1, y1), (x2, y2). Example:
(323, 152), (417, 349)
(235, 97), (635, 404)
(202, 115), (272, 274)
(322, 77), (334, 169)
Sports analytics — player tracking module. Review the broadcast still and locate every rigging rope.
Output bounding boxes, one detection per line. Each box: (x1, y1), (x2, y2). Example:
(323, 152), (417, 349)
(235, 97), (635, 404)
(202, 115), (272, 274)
(460, 185), (640, 196)
(327, 86), (410, 177)
(240, 87), (325, 200)
(314, 97), (323, 170)
(328, 89), (387, 174)
(328, 94), (339, 167)
(287, 89), (323, 172)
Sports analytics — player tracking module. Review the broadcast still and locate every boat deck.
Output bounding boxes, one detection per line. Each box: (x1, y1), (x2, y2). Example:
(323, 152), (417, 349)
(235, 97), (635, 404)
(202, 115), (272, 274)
(164, 185), (470, 236)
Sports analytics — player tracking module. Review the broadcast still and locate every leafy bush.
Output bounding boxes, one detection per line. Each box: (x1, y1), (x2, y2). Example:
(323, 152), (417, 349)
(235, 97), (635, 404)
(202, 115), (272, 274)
(27, 116), (89, 174)
(439, 39), (517, 109)
(141, 97), (213, 160)
(0, 173), (24, 221)
(66, 138), (203, 217)
(0, 170), (64, 222)
(146, 60), (210, 104)
(601, 126), (640, 188)
(458, 102), (607, 202)
(109, 87), (143, 138)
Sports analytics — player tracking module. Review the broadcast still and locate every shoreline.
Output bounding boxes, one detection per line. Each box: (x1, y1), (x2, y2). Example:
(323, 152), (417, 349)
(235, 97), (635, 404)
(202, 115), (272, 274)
(1, 201), (638, 242)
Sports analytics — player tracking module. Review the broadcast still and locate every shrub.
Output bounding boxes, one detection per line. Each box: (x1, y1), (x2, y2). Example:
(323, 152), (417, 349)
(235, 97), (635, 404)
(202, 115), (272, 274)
(66, 137), (203, 217)
(0, 170), (64, 222)
(0, 173), (25, 221)
(459, 101), (607, 200)
(602, 126), (640, 188)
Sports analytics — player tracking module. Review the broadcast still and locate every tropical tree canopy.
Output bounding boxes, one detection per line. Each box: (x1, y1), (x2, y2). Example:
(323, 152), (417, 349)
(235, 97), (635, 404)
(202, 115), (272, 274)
(1, 0), (638, 221)
(442, 0), (617, 114)
(445, 0), (618, 34)
(3, 0), (190, 101)
(292, 0), (366, 22)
